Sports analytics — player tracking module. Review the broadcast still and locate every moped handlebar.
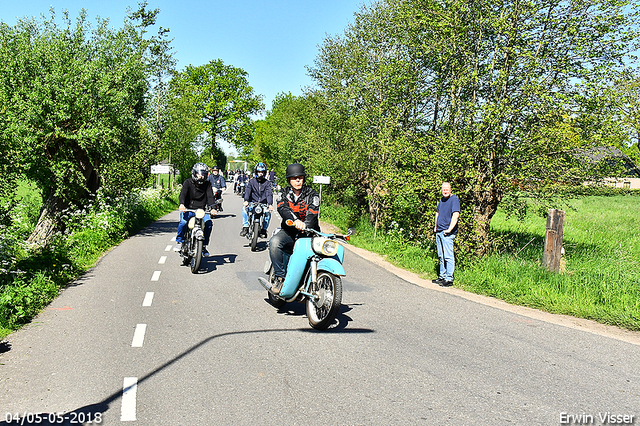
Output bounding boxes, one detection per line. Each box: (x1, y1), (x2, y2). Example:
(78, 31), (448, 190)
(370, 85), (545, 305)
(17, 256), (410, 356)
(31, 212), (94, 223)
(182, 207), (216, 215)
(284, 219), (353, 241)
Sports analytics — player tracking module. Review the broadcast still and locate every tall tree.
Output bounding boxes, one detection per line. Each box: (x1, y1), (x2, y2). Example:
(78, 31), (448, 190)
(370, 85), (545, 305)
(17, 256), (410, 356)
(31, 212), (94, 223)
(610, 70), (640, 165)
(171, 59), (264, 161)
(0, 4), (172, 246)
(308, 0), (640, 256)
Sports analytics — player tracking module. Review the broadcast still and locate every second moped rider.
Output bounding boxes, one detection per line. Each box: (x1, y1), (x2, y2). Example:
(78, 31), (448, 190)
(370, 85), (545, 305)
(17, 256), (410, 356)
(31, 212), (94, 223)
(240, 162), (274, 239)
(174, 162), (218, 258)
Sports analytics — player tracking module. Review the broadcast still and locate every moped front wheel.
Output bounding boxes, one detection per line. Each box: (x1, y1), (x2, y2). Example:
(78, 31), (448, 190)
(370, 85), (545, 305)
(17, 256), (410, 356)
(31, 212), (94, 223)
(306, 272), (342, 330)
(190, 239), (203, 273)
(250, 222), (260, 251)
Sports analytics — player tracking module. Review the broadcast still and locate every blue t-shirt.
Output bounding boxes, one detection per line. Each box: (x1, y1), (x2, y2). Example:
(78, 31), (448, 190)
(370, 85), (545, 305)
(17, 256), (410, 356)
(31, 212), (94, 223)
(436, 194), (460, 232)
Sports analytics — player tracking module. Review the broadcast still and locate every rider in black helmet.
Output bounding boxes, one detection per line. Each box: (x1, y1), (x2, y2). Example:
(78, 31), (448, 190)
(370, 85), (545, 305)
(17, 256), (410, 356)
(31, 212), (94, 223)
(175, 162), (217, 257)
(240, 162), (274, 237)
(268, 163), (320, 294)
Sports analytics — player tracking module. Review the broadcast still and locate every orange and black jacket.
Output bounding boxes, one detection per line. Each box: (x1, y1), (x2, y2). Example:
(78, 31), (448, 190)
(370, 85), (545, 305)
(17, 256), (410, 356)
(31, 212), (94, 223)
(277, 185), (320, 235)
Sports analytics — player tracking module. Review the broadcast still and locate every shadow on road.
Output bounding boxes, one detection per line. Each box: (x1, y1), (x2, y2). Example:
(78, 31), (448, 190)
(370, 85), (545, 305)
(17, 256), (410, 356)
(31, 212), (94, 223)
(0, 326), (374, 425)
(213, 213), (236, 219)
(196, 253), (238, 273)
(268, 302), (360, 332)
(132, 218), (177, 237)
(243, 240), (268, 252)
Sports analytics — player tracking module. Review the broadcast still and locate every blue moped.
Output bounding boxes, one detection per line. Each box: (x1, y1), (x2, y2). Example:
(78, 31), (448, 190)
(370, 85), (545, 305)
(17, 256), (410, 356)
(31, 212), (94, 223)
(258, 221), (354, 329)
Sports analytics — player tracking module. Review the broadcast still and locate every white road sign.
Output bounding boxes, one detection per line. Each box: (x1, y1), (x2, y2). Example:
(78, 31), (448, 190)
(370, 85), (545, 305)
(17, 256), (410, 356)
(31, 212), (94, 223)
(313, 175), (331, 184)
(151, 165), (171, 174)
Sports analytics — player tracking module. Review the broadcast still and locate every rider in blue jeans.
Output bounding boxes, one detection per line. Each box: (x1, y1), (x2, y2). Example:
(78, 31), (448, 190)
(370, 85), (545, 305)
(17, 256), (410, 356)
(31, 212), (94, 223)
(433, 182), (460, 287)
(174, 163), (217, 257)
(240, 162), (274, 237)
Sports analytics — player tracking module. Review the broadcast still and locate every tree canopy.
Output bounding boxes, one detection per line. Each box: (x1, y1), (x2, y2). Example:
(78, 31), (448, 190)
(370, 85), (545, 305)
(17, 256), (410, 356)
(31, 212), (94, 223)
(0, 4), (174, 245)
(253, 0), (640, 257)
(169, 59), (264, 165)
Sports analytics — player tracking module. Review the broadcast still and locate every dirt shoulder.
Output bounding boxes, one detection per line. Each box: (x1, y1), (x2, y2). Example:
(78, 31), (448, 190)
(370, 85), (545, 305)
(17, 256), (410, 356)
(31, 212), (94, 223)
(320, 221), (640, 346)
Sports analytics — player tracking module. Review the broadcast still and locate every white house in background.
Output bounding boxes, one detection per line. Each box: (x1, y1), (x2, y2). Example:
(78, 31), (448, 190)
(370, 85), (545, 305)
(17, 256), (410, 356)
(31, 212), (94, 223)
(603, 177), (640, 189)
(581, 146), (640, 189)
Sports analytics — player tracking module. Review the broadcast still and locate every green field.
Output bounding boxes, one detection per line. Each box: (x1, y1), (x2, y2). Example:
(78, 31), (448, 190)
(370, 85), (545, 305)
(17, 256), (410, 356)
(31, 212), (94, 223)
(458, 196), (640, 330)
(323, 194), (640, 331)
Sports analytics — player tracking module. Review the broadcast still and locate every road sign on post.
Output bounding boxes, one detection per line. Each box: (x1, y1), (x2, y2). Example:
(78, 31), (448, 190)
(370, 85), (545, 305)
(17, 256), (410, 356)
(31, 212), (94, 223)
(313, 176), (331, 218)
(313, 175), (330, 185)
(151, 164), (173, 189)
(151, 164), (171, 174)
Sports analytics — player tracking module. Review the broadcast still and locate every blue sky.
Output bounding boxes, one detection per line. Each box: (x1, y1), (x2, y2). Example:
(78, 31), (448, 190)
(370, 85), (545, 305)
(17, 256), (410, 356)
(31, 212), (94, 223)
(2, 0), (367, 154)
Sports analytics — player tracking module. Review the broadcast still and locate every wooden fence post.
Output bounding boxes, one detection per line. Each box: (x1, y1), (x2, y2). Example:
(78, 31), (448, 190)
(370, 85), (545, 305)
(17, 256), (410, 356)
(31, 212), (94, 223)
(543, 209), (565, 272)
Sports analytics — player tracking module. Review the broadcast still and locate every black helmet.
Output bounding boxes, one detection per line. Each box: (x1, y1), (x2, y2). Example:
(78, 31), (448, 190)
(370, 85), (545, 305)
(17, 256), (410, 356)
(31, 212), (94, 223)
(191, 162), (209, 184)
(285, 163), (306, 179)
(211, 165), (220, 171)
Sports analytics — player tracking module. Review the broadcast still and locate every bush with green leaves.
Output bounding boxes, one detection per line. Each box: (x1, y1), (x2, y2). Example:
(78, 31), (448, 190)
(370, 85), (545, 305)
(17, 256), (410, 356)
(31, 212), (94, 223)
(0, 187), (178, 337)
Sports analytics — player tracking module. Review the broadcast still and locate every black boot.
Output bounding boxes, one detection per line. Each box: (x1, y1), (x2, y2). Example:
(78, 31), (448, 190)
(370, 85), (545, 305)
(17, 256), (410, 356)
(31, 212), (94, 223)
(239, 227), (249, 237)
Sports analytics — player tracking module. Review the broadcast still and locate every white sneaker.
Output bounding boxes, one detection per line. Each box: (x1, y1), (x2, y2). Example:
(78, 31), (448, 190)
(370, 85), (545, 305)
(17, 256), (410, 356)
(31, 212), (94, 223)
(173, 245), (182, 252)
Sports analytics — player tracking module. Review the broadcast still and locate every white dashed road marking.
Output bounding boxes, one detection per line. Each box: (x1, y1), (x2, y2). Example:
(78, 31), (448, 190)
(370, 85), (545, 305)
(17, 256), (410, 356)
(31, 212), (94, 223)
(120, 377), (138, 421)
(123, 231), (171, 421)
(131, 324), (147, 347)
(142, 292), (154, 307)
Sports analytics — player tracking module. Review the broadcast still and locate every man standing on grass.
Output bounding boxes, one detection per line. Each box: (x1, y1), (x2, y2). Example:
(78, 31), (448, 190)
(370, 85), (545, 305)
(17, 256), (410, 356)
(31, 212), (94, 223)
(433, 182), (460, 287)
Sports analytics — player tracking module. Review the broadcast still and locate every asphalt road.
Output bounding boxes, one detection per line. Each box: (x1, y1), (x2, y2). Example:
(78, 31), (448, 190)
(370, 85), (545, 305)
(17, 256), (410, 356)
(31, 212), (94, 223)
(1, 186), (639, 425)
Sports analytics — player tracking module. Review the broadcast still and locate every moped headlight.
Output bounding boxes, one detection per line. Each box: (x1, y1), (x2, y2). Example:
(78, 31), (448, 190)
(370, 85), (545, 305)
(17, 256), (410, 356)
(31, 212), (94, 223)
(195, 209), (206, 219)
(254, 205), (263, 214)
(188, 217), (196, 229)
(312, 237), (340, 256)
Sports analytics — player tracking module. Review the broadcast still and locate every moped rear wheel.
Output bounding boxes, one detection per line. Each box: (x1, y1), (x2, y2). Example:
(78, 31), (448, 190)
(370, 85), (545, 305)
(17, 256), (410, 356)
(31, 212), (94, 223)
(306, 272), (342, 330)
(190, 239), (203, 273)
(250, 222), (260, 251)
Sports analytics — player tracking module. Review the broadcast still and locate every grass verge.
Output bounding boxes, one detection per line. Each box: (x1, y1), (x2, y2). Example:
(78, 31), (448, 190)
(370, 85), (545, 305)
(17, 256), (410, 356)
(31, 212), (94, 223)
(0, 188), (179, 339)
(320, 195), (640, 331)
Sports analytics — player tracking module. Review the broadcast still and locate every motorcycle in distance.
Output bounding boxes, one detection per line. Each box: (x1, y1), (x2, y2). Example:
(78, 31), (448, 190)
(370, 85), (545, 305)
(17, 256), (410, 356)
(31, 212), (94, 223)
(258, 220), (354, 330)
(245, 202), (270, 251)
(213, 188), (223, 212)
(178, 208), (212, 273)
(237, 181), (246, 197)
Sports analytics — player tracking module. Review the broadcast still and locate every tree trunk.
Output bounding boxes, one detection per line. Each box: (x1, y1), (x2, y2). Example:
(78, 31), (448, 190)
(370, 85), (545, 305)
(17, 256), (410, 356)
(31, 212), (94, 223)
(27, 192), (70, 248)
(470, 185), (501, 257)
(210, 123), (218, 161)
(29, 140), (100, 248)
